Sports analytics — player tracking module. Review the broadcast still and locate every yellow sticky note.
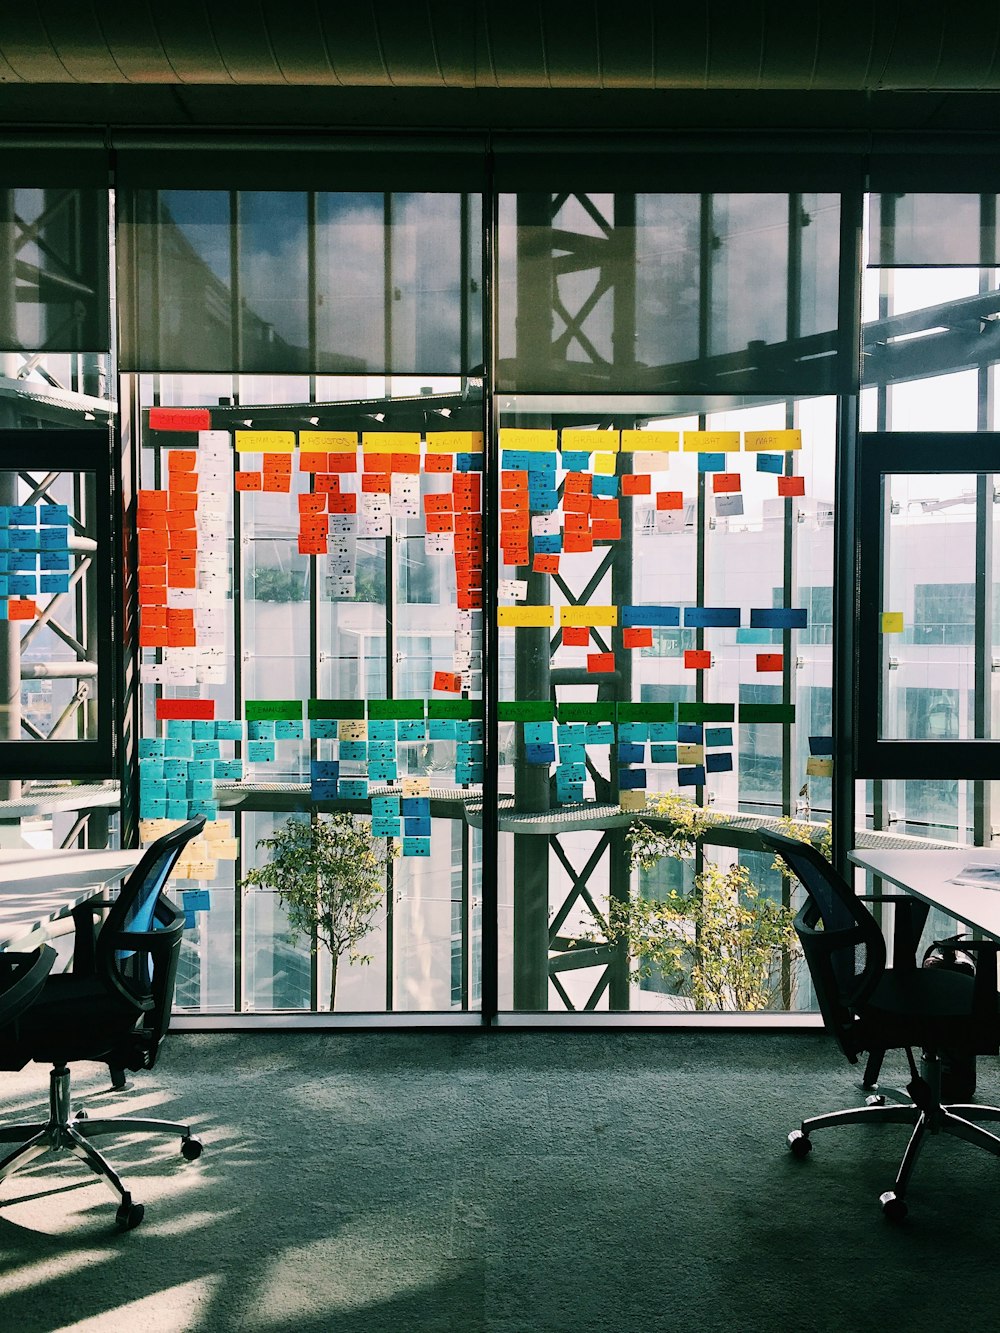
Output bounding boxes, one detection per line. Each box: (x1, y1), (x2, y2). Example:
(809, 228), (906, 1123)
(806, 757), (834, 778)
(592, 453), (617, 475)
(338, 720), (367, 740)
(300, 430), (358, 452)
(212, 839), (240, 860)
(620, 431), (679, 453)
(426, 432), (484, 453)
(181, 859), (218, 881)
(620, 790), (647, 812)
(678, 743), (705, 765)
(560, 605), (618, 627)
(561, 429), (620, 453)
(881, 612), (904, 633)
(683, 431), (740, 453)
(362, 433), (421, 454)
(235, 431), (296, 453)
(499, 429), (558, 452)
(498, 605), (555, 628)
(402, 777), (431, 797)
(203, 820), (230, 841)
(744, 430), (802, 452)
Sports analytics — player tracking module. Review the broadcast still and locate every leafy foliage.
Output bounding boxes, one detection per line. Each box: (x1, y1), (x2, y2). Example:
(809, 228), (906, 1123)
(240, 813), (397, 1010)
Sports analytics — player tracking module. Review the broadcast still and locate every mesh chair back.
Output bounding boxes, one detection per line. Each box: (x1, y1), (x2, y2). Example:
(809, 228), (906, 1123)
(759, 830), (886, 1063)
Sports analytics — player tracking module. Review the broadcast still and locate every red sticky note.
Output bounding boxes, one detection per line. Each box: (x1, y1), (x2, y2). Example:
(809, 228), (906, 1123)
(156, 697), (215, 720)
(777, 475), (806, 497)
(433, 670), (463, 693)
(713, 473), (741, 493)
(623, 627), (653, 649)
(656, 492), (684, 510)
(587, 651), (616, 674)
(684, 650), (712, 669)
(621, 474), (651, 496)
(235, 471), (262, 492)
(562, 626), (590, 647)
(424, 454), (453, 473)
(149, 408), (211, 432)
(756, 653), (784, 672)
(533, 554), (560, 575)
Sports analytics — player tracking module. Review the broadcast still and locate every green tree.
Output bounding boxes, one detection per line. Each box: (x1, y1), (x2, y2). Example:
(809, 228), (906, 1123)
(241, 813), (397, 1011)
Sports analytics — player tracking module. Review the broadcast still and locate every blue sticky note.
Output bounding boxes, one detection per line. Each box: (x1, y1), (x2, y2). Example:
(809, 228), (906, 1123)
(618, 743), (645, 764)
(618, 768), (647, 789)
(247, 740), (276, 762)
(275, 720), (304, 740)
(429, 720), (457, 740)
(621, 605), (680, 627)
(0, 529), (9, 547)
(40, 552), (70, 570)
(523, 722), (553, 744)
(371, 817), (400, 837)
(39, 505), (69, 525)
(525, 742), (556, 765)
(618, 723), (648, 744)
(402, 837), (431, 857)
(38, 527), (67, 549)
(404, 816), (432, 837)
(310, 719), (339, 739)
(0, 553), (8, 572)
(706, 752), (733, 773)
(705, 727), (733, 748)
(756, 453), (784, 474)
(683, 607), (741, 628)
(678, 765), (706, 787)
(215, 720), (244, 740)
(8, 552), (37, 571)
(214, 760), (244, 780)
(397, 720), (426, 741)
(8, 529), (34, 549)
(401, 798), (430, 816)
(560, 451), (591, 470)
(339, 741), (368, 762)
(750, 608), (809, 629)
(9, 506), (35, 526)
(0, 579), (9, 600)
(311, 780), (340, 800)
(697, 454), (724, 473)
(338, 778), (369, 799)
(183, 889), (211, 912)
(311, 760), (340, 781)
(809, 736), (834, 756)
(534, 533), (563, 553)
(678, 724), (703, 743)
(591, 474), (618, 497)
(650, 744), (677, 764)
(8, 574), (36, 595)
(248, 720), (275, 741)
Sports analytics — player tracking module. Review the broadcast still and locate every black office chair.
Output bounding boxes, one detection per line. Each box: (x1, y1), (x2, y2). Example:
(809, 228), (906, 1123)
(0, 818), (206, 1230)
(761, 828), (1000, 1220)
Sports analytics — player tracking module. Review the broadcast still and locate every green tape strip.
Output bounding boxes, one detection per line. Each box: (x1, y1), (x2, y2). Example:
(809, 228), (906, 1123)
(244, 700), (303, 721)
(367, 699), (425, 720)
(739, 703), (796, 724)
(307, 699), (365, 720)
(428, 699), (483, 720)
(617, 703), (677, 722)
(498, 700), (555, 722)
(677, 703), (736, 723)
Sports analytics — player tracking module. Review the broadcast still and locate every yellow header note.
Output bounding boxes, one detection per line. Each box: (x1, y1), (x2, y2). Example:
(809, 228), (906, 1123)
(620, 431), (679, 453)
(235, 430), (296, 454)
(560, 605), (618, 627)
(498, 605), (555, 628)
(683, 431), (740, 453)
(426, 432), (484, 453)
(561, 429), (620, 453)
(300, 430), (358, 453)
(743, 430), (802, 452)
(362, 432), (421, 454)
(499, 429), (558, 452)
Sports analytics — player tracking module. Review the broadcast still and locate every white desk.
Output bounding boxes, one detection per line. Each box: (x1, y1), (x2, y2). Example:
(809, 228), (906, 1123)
(0, 847), (143, 950)
(849, 847), (1000, 942)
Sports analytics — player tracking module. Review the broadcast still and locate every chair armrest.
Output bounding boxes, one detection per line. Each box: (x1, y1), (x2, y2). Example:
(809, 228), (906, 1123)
(0, 945), (56, 1027)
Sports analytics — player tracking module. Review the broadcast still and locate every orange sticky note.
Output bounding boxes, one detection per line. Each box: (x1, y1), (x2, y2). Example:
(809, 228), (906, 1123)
(298, 452), (329, 473)
(235, 471), (262, 492)
(623, 627), (653, 649)
(298, 494), (327, 514)
(424, 493), (453, 514)
(501, 471), (528, 490)
(592, 520), (621, 541)
(424, 454), (453, 473)
(168, 491), (198, 511)
(326, 453), (358, 473)
(777, 475), (806, 497)
(562, 626), (590, 647)
(327, 494), (358, 513)
(563, 492), (592, 514)
(684, 650), (712, 669)
(315, 474), (341, 494)
(168, 528), (198, 551)
(563, 531), (593, 554)
(262, 473), (291, 493)
(168, 470), (198, 493)
(587, 651), (616, 674)
(712, 473), (741, 493)
(656, 492), (684, 510)
(426, 512), (454, 533)
(533, 554), (560, 575)
(298, 536), (327, 555)
(137, 490), (168, 511)
(433, 671), (463, 693)
(756, 653), (784, 672)
(621, 474), (651, 496)
(564, 473), (592, 494)
(591, 498), (619, 522)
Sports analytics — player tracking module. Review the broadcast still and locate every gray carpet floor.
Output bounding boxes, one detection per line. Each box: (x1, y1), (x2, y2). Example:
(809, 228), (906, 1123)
(0, 1030), (998, 1332)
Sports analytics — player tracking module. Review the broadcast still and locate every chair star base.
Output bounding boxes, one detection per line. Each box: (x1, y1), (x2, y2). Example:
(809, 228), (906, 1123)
(0, 1062), (202, 1230)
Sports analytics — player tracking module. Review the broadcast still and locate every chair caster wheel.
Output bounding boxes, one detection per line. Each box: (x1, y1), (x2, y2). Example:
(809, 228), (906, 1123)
(865, 1094), (886, 1107)
(788, 1130), (812, 1158)
(115, 1195), (145, 1231)
(879, 1191), (908, 1222)
(74, 1110), (88, 1120)
(180, 1136), (202, 1161)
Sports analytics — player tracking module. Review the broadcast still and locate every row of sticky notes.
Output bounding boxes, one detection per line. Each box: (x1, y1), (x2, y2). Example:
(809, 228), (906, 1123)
(233, 430), (483, 455)
(499, 605), (809, 629)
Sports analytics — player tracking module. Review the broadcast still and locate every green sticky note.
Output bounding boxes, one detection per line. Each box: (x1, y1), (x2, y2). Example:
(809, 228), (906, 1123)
(677, 703), (736, 723)
(498, 700), (556, 722)
(617, 703), (677, 722)
(244, 700), (303, 721)
(739, 703), (796, 724)
(427, 699), (483, 720)
(557, 703), (617, 723)
(367, 699), (425, 720)
(308, 699), (365, 720)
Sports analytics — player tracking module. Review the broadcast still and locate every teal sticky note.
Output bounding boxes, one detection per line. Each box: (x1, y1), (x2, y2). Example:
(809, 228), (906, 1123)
(402, 837), (431, 857)
(429, 720), (457, 740)
(213, 759), (244, 780)
(371, 796), (401, 816)
(275, 720), (305, 740)
(559, 744), (587, 765)
(163, 758), (188, 782)
(557, 723), (585, 745)
(138, 738), (166, 759)
(523, 722), (553, 744)
(369, 761), (398, 781)
(140, 798), (167, 819)
(651, 744), (677, 764)
(164, 738), (193, 759)
(618, 723), (648, 744)
(458, 720), (484, 741)
(705, 727), (733, 748)
(138, 758), (164, 779)
(397, 719), (426, 741)
(191, 740), (222, 759)
(187, 779), (214, 800)
(338, 778), (369, 799)
(166, 801), (189, 820)
(214, 720), (244, 740)
(39, 505), (68, 525)
(141, 779), (166, 798)
(368, 720), (396, 741)
(167, 720), (194, 739)
(372, 817), (400, 837)
(339, 741), (368, 762)
(309, 719), (339, 739)
(8, 575), (35, 596)
(648, 723), (678, 743)
(192, 720), (216, 739)
(248, 720), (276, 741)
(247, 740), (275, 762)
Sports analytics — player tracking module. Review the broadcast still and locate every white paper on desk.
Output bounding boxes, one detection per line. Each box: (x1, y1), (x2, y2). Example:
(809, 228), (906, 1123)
(948, 864), (1000, 889)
